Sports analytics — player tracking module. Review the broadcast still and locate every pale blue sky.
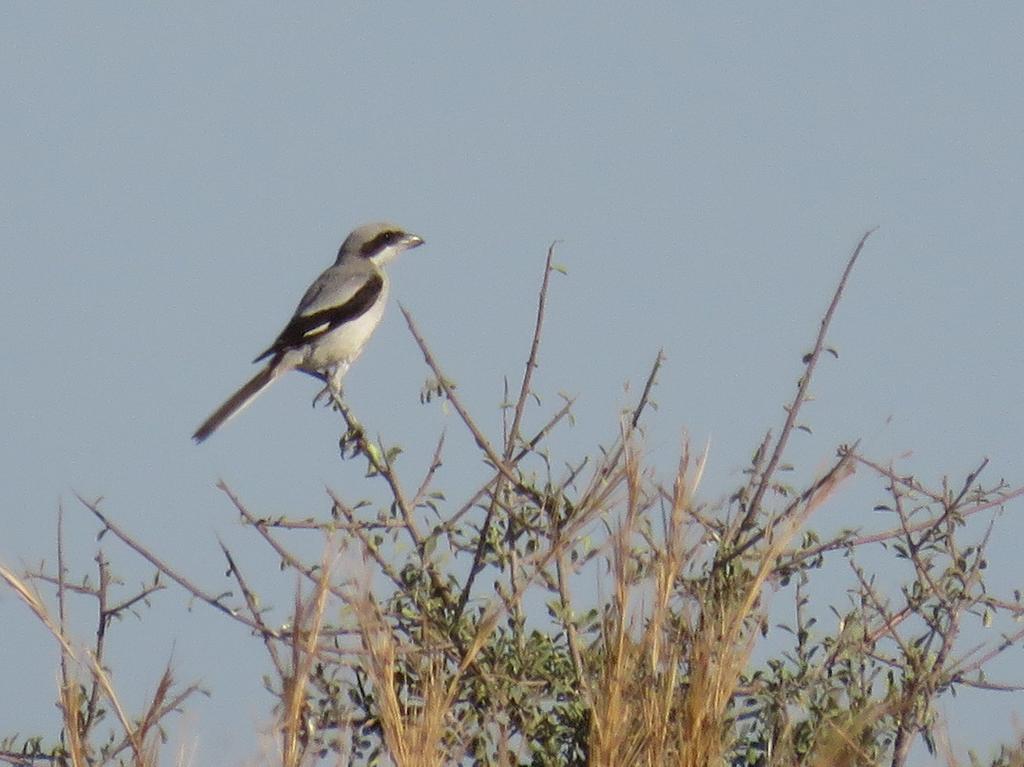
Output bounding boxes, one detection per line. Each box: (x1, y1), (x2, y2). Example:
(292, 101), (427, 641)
(3, 5), (1023, 764)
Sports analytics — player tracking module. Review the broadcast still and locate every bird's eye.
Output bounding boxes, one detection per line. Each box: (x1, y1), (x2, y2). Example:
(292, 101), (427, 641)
(360, 230), (403, 257)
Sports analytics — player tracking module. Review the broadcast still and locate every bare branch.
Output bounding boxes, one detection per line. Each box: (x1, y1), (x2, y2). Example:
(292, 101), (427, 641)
(734, 228), (876, 547)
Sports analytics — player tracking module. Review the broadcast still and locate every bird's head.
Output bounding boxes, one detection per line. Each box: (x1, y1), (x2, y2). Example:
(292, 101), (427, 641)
(338, 221), (424, 266)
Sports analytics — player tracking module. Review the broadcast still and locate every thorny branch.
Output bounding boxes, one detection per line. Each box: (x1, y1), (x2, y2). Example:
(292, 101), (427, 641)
(730, 228), (877, 556)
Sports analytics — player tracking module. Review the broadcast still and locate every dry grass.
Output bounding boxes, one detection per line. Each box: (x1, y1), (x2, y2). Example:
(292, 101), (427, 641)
(1, 542), (199, 767)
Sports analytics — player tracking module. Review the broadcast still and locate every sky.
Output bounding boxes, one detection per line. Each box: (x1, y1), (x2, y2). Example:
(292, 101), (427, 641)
(2, 4), (1023, 765)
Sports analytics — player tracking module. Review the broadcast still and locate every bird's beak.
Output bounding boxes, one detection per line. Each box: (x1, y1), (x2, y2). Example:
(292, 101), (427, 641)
(404, 234), (425, 249)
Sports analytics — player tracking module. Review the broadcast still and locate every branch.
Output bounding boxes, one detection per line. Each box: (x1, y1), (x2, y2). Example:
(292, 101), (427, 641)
(732, 228), (876, 553)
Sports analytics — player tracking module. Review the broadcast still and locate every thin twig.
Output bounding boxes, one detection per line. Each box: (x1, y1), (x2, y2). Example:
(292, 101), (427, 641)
(330, 394), (423, 548)
(732, 442), (857, 561)
(411, 429), (447, 511)
(221, 541), (284, 676)
(400, 305), (547, 512)
(732, 228), (876, 553)
(455, 246), (559, 619)
(78, 493), (271, 635)
(330, 389), (458, 611)
(778, 463), (1024, 572)
(440, 396), (575, 535)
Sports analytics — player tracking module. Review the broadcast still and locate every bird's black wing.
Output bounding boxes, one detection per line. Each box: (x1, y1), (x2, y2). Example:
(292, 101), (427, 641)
(253, 273), (384, 363)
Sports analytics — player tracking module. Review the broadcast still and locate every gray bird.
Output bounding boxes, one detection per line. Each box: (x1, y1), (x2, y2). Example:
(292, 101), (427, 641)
(193, 221), (424, 443)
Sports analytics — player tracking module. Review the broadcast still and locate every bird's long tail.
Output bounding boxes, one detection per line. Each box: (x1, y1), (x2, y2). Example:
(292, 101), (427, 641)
(192, 362), (280, 443)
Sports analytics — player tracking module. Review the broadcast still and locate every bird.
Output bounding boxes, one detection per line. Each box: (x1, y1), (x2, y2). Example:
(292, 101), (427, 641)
(192, 221), (424, 443)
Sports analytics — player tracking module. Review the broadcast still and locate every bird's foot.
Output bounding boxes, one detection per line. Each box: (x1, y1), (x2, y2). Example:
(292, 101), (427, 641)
(311, 365), (346, 409)
(312, 384), (331, 409)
